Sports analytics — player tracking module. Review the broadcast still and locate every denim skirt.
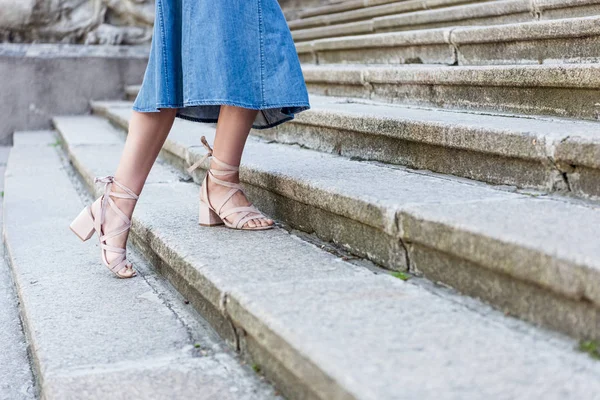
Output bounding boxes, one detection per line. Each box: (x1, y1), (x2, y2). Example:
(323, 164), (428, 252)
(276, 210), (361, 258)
(132, 0), (310, 129)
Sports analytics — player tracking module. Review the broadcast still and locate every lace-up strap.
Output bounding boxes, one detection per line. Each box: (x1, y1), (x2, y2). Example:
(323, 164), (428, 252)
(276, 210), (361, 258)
(93, 176), (139, 276)
(194, 136), (274, 230)
(203, 163), (270, 229)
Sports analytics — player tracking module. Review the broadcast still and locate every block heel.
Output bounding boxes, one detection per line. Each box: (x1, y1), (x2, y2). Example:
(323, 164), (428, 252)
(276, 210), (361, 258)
(199, 200), (224, 226)
(69, 206), (95, 241)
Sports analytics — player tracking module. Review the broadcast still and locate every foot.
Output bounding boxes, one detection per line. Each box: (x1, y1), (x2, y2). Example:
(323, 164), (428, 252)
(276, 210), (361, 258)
(204, 161), (274, 229)
(91, 186), (137, 278)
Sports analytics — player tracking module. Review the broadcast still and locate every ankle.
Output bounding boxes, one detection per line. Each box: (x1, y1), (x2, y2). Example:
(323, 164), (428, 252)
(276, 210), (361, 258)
(102, 185), (138, 218)
(208, 165), (240, 184)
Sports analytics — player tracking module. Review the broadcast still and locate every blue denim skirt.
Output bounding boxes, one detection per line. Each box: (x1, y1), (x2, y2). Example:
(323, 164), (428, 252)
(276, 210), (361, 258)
(132, 0), (310, 129)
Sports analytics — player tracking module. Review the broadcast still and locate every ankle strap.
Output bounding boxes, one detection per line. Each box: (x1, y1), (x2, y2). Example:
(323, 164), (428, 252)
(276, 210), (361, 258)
(186, 135), (240, 175)
(94, 176), (139, 200)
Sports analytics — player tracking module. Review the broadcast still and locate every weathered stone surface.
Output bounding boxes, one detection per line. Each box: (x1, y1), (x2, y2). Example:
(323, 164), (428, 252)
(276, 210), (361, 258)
(374, 0), (533, 31)
(302, 63), (600, 120)
(54, 115), (183, 188)
(303, 28), (456, 65)
(3, 131), (278, 399)
(252, 95), (600, 198)
(280, 0), (347, 20)
(0, 252), (35, 400)
(290, 0), (479, 30)
(555, 135), (600, 198)
(85, 106), (600, 340)
(453, 16), (600, 65)
(291, 0), (600, 41)
(292, 0), (532, 40)
(537, 0), (600, 19)
(400, 197), (600, 328)
(0, 43), (147, 144)
(0, 145), (36, 400)
(298, 0), (373, 19)
(43, 354), (277, 400)
(293, 19), (374, 41)
(297, 0), (414, 19)
(297, 16), (600, 65)
(56, 114), (600, 399)
(228, 276), (600, 400)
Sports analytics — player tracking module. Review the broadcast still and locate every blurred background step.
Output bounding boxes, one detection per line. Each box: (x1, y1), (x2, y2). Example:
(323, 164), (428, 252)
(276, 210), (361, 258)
(295, 27), (457, 64)
(0, 144), (36, 400)
(54, 112), (600, 400)
(291, 0), (600, 41)
(297, 16), (600, 65)
(301, 63), (600, 119)
(298, 0), (402, 19)
(288, 0), (486, 30)
(292, 0), (529, 41)
(2, 130), (280, 400)
(82, 105), (600, 342)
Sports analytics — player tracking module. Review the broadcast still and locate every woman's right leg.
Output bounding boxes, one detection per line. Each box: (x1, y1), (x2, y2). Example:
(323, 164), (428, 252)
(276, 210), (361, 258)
(92, 109), (177, 276)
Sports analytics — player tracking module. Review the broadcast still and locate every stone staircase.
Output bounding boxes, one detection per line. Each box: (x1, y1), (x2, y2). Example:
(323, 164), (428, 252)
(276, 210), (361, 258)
(289, 0), (600, 39)
(2, 0), (600, 398)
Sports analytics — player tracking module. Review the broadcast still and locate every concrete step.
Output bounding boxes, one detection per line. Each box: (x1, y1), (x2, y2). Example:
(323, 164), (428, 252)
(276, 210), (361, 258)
(289, 0), (486, 30)
(281, 0), (349, 21)
(84, 104), (600, 343)
(297, 0), (401, 19)
(291, 0), (600, 41)
(3, 131), (280, 399)
(250, 94), (600, 200)
(302, 63), (600, 120)
(0, 145), (36, 399)
(54, 112), (600, 400)
(297, 16), (600, 65)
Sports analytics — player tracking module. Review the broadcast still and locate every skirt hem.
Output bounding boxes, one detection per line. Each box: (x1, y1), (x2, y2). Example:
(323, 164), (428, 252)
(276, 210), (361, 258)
(174, 112), (295, 130)
(132, 100), (310, 130)
(132, 100), (310, 111)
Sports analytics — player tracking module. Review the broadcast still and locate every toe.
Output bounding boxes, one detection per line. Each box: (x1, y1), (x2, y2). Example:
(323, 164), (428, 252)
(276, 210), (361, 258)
(118, 264), (136, 278)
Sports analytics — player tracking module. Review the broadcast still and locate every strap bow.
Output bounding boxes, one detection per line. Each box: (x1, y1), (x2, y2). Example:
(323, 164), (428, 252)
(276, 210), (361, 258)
(187, 136), (214, 174)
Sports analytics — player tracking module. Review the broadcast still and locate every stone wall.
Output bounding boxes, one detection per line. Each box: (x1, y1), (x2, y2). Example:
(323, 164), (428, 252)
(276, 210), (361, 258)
(0, 44), (148, 144)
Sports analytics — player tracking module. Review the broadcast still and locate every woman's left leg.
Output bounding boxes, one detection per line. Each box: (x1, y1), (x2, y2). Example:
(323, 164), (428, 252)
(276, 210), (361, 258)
(204, 105), (274, 229)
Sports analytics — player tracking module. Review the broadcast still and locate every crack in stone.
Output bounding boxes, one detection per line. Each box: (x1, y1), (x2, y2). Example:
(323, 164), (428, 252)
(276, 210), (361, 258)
(398, 238), (412, 273)
(446, 27), (460, 66)
(220, 292), (241, 352)
(530, 0), (542, 20)
(545, 135), (573, 194)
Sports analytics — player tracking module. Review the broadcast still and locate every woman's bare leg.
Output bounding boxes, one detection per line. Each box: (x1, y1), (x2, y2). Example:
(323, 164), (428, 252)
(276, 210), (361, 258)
(207, 105), (274, 228)
(93, 109), (177, 270)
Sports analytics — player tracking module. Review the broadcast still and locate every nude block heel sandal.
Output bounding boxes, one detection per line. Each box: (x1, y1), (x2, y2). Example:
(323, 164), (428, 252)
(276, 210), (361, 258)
(69, 176), (139, 278)
(187, 136), (274, 231)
